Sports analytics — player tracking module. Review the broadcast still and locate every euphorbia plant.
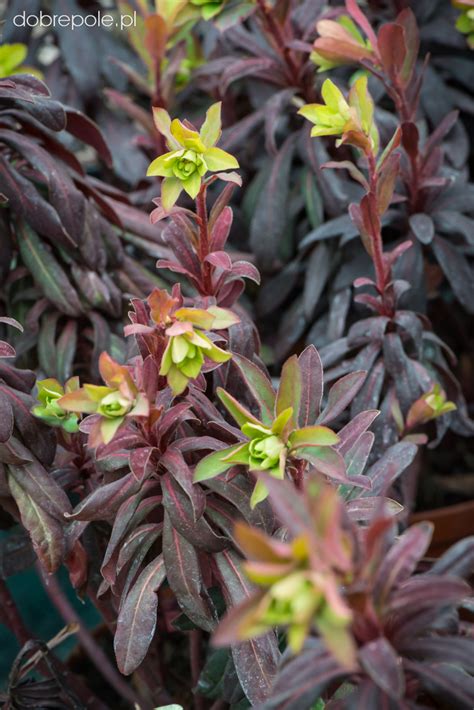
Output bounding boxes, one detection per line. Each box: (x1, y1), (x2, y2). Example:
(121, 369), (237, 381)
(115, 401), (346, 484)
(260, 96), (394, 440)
(213, 476), (474, 709)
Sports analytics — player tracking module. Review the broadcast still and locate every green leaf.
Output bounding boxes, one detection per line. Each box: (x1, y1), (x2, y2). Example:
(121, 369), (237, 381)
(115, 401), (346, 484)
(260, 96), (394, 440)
(276, 355), (301, 427)
(232, 354), (275, 426)
(288, 426), (339, 450)
(200, 102), (222, 147)
(194, 444), (243, 482)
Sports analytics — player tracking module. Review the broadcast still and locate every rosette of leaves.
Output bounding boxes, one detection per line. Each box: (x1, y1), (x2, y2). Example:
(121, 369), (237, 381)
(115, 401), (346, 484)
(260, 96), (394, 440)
(195, 344), (419, 513)
(0, 72), (171, 380)
(213, 480), (357, 667)
(235, 477), (474, 710)
(147, 102), (240, 210)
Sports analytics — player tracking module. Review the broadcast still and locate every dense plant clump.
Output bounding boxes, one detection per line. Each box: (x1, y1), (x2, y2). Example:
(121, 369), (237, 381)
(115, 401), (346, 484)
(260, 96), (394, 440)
(0, 1), (473, 709)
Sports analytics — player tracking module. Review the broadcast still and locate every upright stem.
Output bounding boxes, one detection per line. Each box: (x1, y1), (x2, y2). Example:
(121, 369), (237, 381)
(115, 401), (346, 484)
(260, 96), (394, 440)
(256, 0), (300, 86)
(36, 564), (143, 710)
(196, 184), (212, 294)
(366, 151), (388, 299)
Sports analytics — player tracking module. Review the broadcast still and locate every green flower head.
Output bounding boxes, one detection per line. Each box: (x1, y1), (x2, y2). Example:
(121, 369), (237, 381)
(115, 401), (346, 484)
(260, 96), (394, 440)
(195, 385), (340, 508)
(406, 384), (456, 431)
(190, 0), (226, 20)
(298, 76), (379, 155)
(157, 304), (239, 396)
(32, 377), (80, 433)
(59, 353), (149, 447)
(147, 102), (239, 210)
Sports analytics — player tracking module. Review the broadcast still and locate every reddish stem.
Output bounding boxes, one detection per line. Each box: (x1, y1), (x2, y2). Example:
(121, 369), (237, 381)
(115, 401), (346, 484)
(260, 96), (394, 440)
(256, 0), (301, 86)
(366, 152), (388, 298)
(196, 184), (213, 294)
(36, 564), (143, 710)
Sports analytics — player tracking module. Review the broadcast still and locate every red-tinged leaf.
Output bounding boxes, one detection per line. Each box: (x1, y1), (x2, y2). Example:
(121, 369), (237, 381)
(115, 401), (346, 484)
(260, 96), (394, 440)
(161, 474), (227, 552)
(0, 342), (16, 358)
(264, 88), (297, 155)
(401, 121), (419, 156)
(377, 153), (400, 215)
(249, 135), (296, 269)
(260, 476), (313, 536)
(0, 128), (85, 245)
(276, 355), (301, 428)
(232, 355), (275, 426)
(230, 260), (261, 284)
(215, 549), (279, 705)
(345, 0), (379, 48)
(397, 9), (419, 85)
(205, 251), (233, 270)
(0, 155), (75, 249)
(365, 441), (417, 495)
(430, 536), (474, 579)
(344, 431), (374, 480)
(0, 393), (13, 442)
(161, 449), (206, 522)
(377, 22), (407, 81)
(114, 554), (165, 675)
(210, 205), (233, 251)
(129, 447), (154, 482)
(101, 493), (143, 585)
(7, 462), (70, 573)
(318, 371), (367, 425)
(220, 58), (276, 94)
(217, 387), (261, 427)
(65, 108), (112, 166)
(346, 497), (403, 522)
(298, 345), (324, 427)
(432, 236), (474, 313)
(297, 446), (357, 486)
(66, 473), (141, 522)
(424, 110), (459, 155)
(336, 410), (379, 455)
(162, 512), (216, 632)
(389, 576), (469, 614)
(403, 660), (474, 708)
(260, 641), (346, 709)
(348, 202), (372, 256)
(116, 523), (162, 598)
(375, 522), (433, 602)
(313, 36), (373, 64)
(402, 637), (474, 672)
(16, 221), (83, 317)
(359, 638), (404, 699)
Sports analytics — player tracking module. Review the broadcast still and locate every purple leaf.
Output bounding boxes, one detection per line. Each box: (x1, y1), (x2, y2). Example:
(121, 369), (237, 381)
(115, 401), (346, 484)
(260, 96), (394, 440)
(298, 345), (324, 427)
(359, 638), (405, 699)
(114, 554), (166, 675)
(318, 371), (367, 424)
(216, 549), (279, 705)
(374, 522), (433, 603)
(162, 512), (216, 632)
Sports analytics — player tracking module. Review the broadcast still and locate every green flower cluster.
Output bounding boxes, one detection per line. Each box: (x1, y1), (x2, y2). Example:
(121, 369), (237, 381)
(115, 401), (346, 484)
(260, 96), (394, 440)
(32, 378), (80, 433)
